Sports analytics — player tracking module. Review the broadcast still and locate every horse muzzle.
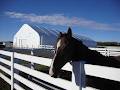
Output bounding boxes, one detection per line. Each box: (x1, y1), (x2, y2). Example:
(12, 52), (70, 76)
(49, 68), (59, 78)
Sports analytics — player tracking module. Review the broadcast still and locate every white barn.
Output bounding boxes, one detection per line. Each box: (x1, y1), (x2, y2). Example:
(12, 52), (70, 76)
(13, 24), (96, 49)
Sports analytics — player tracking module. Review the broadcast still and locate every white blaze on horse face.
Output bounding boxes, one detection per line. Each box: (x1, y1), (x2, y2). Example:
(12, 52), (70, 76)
(49, 54), (56, 76)
(57, 39), (61, 49)
(49, 39), (61, 76)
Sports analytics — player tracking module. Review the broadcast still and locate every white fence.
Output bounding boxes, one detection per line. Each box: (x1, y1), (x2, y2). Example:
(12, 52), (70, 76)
(14, 45), (54, 49)
(0, 47), (120, 90)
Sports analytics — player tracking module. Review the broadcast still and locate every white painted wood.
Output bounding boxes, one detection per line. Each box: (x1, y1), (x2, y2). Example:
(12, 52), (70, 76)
(62, 63), (72, 71)
(14, 52), (72, 71)
(107, 48), (120, 52)
(109, 52), (120, 56)
(0, 62), (36, 90)
(1, 48), (120, 90)
(11, 52), (14, 90)
(0, 50), (12, 56)
(14, 63), (79, 90)
(14, 83), (25, 90)
(14, 73), (45, 90)
(0, 65), (11, 75)
(90, 48), (106, 51)
(85, 64), (120, 82)
(14, 52), (51, 66)
(90, 47), (120, 56)
(32, 78), (60, 90)
(0, 72), (11, 84)
(92, 50), (106, 52)
(99, 52), (106, 55)
(86, 87), (99, 90)
(30, 50), (34, 70)
(0, 57), (11, 66)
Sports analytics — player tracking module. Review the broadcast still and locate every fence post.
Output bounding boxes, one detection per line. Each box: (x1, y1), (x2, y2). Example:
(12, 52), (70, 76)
(11, 52), (14, 90)
(31, 50), (34, 70)
(107, 49), (110, 56)
(71, 61), (86, 90)
(28, 50), (35, 80)
(105, 48), (108, 56)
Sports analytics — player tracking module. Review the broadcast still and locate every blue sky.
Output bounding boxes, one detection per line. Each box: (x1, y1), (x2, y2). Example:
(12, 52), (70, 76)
(0, 0), (120, 42)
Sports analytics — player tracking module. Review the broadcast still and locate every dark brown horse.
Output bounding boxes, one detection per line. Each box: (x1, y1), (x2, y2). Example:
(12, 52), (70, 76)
(49, 28), (120, 77)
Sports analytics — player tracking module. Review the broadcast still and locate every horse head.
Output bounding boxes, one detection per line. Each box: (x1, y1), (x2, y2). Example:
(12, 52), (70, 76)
(49, 27), (87, 77)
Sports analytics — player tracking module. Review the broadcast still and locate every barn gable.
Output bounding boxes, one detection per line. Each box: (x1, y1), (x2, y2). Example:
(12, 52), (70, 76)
(13, 24), (40, 48)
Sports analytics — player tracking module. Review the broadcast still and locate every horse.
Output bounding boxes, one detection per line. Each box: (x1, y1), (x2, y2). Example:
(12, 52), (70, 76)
(49, 27), (120, 78)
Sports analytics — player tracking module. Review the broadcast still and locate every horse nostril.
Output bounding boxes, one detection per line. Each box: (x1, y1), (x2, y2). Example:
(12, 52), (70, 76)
(49, 67), (53, 75)
(49, 71), (54, 76)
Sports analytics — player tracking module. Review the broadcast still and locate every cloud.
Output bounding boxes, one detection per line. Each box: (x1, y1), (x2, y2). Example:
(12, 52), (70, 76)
(5, 11), (120, 31)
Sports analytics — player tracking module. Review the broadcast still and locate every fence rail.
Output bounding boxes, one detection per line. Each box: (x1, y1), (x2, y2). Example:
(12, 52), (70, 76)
(0, 47), (120, 90)
(14, 45), (54, 49)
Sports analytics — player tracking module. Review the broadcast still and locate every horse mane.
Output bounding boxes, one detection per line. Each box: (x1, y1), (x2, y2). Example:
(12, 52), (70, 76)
(72, 37), (120, 68)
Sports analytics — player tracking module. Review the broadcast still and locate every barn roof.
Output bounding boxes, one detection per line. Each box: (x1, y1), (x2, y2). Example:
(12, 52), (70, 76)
(21, 24), (97, 47)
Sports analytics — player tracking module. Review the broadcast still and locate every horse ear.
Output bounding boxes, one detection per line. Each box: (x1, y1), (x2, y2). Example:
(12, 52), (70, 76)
(67, 27), (72, 37)
(59, 32), (63, 37)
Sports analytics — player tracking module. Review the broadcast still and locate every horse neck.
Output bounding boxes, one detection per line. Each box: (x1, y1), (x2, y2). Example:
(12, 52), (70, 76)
(78, 46), (120, 67)
(73, 38), (120, 68)
(73, 38), (106, 61)
(86, 49), (106, 60)
(77, 44), (107, 62)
